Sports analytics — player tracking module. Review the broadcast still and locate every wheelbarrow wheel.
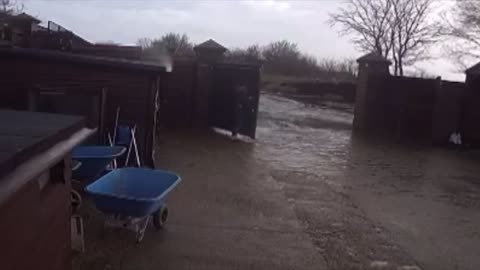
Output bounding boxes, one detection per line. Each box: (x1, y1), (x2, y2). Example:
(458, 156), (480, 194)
(153, 205), (168, 230)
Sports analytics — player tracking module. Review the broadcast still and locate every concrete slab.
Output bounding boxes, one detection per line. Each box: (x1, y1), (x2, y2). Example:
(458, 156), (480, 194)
(73, 131), (325, 270)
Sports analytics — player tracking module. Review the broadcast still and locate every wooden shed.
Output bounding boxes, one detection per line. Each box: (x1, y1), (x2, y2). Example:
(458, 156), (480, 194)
(160, 59), (262, 138)
(0, 110), (94, 270)
(463, 63), (480, 144)
(0, 47), (168, 167)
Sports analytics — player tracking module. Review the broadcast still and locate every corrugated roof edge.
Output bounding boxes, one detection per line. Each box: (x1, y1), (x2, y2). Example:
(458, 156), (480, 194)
(0, 47), (167, 73)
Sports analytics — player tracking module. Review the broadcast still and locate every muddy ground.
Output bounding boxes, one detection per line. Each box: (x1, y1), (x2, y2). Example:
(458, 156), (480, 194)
(74, 93), (480, 270)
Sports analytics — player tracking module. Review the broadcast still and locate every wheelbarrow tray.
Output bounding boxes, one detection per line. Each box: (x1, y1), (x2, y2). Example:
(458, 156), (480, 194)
(85, 168), (181, 217)
(72, 146), (126, 181)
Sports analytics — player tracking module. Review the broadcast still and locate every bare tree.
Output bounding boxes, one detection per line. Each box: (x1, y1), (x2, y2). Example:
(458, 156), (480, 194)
(262, 40), (303, 75)
(390, 0), (437, 76)
(137, 33), (194, 60)
(138, 34), (357, 81)
(262, 40), (300, 62)
(225, 45), (262, 64)
(244, 45), (262, 63)
(157, 33), (194, 57)
(318, 58), (357, 81)
(340, 58), (358, 77)
(329, 0), (394, 58)
(330, 0), (437, 76)
(0, 0), (22, 15)
(441, 0), (480, 70)
(136, 37), (152, 50)
(259, 40), (356, 79)
(406, 67), (434, 78)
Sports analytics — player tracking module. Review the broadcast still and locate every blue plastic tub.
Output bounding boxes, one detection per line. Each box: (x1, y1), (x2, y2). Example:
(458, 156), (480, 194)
(72, 146), (126, 182)
(85, 168), (181, 217)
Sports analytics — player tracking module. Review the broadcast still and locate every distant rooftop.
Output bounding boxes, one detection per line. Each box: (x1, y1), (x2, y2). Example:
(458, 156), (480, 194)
(14, 12), (42, 23)
(194, 39), (227, 52)
(466, 62), (480, 75)
(357, 52), (391, 64)
(4, 12), (41, 24)
(0, 47), (167, 73)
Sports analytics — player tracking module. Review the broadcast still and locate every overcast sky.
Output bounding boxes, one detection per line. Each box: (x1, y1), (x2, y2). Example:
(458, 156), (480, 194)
(24, 0), (464, 81)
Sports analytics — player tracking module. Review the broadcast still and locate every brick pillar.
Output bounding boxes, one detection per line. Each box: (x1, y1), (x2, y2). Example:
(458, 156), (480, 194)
(193, 39), (227, 64)
(193, 63), (212, 128)
(354, 53), (391, 131)
(191, 39), (227, 128)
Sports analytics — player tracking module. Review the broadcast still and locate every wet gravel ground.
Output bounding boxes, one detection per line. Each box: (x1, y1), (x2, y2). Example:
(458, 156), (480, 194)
(256, 93), (480, 270)
(74, 93), (480, 270)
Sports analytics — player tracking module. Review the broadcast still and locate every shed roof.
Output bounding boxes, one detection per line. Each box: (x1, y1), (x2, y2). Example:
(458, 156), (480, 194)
(194, 39), (227, 52)
(14, 12), (41, 23)
(0, 47), (168, 73)
(0, 110), (85, 179)
(466, 62), (480, 75)
(0, 12), (41, 24)
(0, 110), (92, 205)
(357, 52), (391, 64)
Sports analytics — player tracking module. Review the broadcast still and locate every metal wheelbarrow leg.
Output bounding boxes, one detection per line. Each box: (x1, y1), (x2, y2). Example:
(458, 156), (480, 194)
(102, 204), (168, 242)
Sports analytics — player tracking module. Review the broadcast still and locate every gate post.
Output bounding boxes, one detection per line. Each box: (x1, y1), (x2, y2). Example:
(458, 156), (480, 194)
(354, 53), (391, 131)
(192, 39), (227, 128)
(193, 63), (212, 128)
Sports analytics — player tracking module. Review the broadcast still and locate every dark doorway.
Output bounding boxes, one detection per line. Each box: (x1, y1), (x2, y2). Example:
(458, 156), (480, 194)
(209, 63), (260, 139)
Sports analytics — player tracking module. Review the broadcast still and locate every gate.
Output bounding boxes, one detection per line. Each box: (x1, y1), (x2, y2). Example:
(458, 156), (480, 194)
(209, 63), (261, 139)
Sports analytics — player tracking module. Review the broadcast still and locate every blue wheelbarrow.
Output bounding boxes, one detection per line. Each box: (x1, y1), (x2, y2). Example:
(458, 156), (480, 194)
(72, 146), (126, 182)
(85, 168), (181, 242)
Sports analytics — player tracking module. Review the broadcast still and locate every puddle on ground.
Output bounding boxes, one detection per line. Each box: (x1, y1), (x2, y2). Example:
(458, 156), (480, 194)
(254, 94), (480, 206)
(253, 93), (480, 270)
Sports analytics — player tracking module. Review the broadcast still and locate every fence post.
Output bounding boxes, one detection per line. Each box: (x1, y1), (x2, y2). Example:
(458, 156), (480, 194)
(431, 77), (443, 144)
